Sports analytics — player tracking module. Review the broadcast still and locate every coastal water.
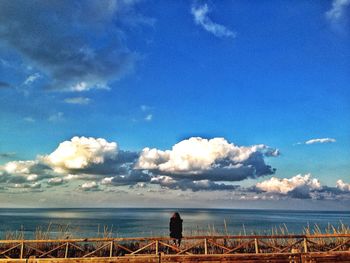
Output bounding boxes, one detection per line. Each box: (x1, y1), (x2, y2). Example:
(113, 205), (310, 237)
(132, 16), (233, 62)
(0, 208), (349, 239)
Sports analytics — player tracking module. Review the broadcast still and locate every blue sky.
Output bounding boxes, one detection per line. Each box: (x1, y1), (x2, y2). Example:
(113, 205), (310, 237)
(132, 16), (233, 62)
(0, 0), (349, 209)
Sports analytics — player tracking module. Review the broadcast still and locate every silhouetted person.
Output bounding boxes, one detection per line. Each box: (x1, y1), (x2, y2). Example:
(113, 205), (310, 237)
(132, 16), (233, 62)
(169, 212), (183, 246)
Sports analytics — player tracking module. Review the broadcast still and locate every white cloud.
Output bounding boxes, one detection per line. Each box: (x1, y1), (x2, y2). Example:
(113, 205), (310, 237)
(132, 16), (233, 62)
(47, 177), (65, 186)
(23, 73), (41, 86)
(304, 138), (336, 145)
(256, 174), (322, 198)
(140, 105), (151, 111)
(0, 160), (52, 185)
(150, 175), (177, 185)
(12, 182), (41, 189)
(70, 82), (88, 92)
(48, 112), (64, 122)
(24, 117), (35, 123)
(0, 136), (142, 192)
(69, 82), (110, 92)
(134, 182), (147, 188)
(336, 180), (350, 192)
(101, 177), (114, 185)
(64, 97), (91, 105)
(80, 181), (99, 191)
(326, 0), (350, 24)
(136, 137), (278, 181)
(4, 160), (36, 175)
(43, 136), (117, 172)
(63, 174), (80, 181)
(145, 114), (153, 121)
(1, 135), (348, 200)
(191, 3), (235, 38)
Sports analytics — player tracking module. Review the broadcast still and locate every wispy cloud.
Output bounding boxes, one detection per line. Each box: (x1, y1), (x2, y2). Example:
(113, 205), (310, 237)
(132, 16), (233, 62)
(326, 0), (350, 30)
(144, 114), (153, 121)
(64, 97), (91, 105)
(326, 0), (350, 22)
(303, 138), (336, 145)
(140, 105), (151, 111)
(23, 73), (41, 86)
(48, 112), (64, 122)
(191, 3), (236, 38)
(24, 117), (35, 123)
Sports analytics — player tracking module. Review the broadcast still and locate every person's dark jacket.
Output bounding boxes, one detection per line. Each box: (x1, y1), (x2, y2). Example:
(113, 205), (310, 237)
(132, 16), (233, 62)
(169, 217), (183, 239)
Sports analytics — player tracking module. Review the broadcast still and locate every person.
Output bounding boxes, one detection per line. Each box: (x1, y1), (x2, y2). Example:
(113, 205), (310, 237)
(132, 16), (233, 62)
(169, 212), (183, 246)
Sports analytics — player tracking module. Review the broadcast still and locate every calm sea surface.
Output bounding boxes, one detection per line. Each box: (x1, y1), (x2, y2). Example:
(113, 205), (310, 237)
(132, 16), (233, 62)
(0, 208), (349, 239)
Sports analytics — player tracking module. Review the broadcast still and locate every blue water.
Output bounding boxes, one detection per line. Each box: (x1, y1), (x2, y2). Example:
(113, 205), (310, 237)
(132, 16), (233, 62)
(0, 208), (349, 239)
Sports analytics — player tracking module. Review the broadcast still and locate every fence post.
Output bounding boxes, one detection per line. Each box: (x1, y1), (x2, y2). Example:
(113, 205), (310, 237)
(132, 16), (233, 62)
(155, 240), (159, 254)
(110, 241), (114, 257)
(254, 238), (259, 254)
(204, 238), (208, 255)
(65, 242), (69, 258)
(303, 238), (308, 253)
(20, 242), (24, 259)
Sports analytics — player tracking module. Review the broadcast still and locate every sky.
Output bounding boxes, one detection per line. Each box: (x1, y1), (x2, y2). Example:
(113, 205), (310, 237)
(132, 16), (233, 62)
(0, 0), (349, 210)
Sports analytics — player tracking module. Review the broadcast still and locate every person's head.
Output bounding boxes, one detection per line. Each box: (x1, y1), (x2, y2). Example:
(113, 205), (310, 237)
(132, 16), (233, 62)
(172, 212), (181, 220)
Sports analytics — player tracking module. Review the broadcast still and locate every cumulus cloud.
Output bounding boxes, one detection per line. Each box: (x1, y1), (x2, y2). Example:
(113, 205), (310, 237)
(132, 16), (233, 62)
(0, 136), (279, 192)
(43, 136), (118, 173)
(255, 174), (323, 199)
(326, 0), (350, 27)
(336, 180), (350, 192)
(0, 0), (148, 92)
(304, 138), (336, 145)
(0, 160), (53, 186)
(0, 136), (126, 189)
(1, 135), (348, 200)
(64, 97), (91, 105)
(191, 3), (235, 38)
(137, 137), (278, 181)
(40, 137), (141, 186)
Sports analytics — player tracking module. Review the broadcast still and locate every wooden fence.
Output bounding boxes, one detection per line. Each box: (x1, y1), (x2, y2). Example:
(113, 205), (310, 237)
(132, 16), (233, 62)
(0, 234), (349, 262)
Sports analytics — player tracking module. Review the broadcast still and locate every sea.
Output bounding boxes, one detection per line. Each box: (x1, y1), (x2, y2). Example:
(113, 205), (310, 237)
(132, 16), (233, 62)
(0, 208), (349, 239)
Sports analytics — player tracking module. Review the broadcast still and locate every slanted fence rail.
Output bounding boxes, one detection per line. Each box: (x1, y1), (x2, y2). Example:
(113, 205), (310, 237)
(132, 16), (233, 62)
(0, 234), (349, 261)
